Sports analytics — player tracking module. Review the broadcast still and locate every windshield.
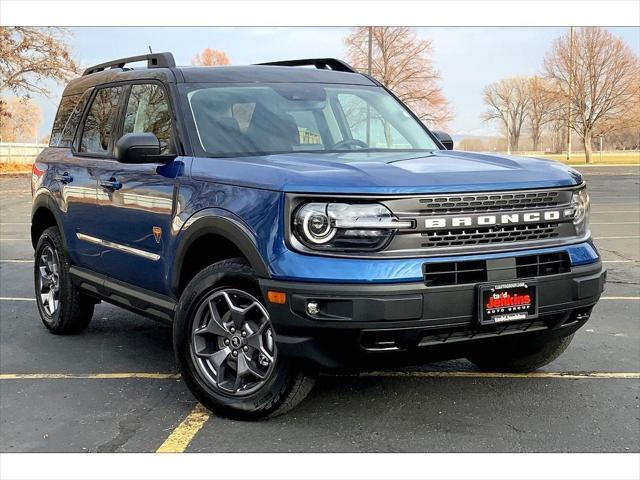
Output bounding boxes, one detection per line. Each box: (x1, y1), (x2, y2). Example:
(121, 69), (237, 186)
(183, 83), (439, 157)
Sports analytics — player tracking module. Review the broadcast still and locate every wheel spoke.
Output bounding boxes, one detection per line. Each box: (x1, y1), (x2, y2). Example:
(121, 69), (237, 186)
(39, 266), (51, 282)
(194, 300), (229, 337)
(210, 346), (231, 368)
(237, 352), (266, 380)
(47, 291), (55, 311)
(220, 292), (246, 328)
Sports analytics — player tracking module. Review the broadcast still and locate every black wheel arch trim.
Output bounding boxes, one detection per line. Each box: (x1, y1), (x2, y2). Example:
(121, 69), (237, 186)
(171, 212), (271, 295)
(31, 190), (67, 250)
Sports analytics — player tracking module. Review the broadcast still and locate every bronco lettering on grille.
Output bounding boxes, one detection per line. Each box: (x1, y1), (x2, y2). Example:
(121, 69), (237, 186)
(424, 209), (566, 230)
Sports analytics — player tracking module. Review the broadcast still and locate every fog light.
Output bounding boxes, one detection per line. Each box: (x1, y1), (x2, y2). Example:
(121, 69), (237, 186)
(306, 301), (320, 315)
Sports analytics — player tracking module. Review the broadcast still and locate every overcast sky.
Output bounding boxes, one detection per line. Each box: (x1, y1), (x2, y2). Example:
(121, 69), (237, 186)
(30, 26), (640, 139)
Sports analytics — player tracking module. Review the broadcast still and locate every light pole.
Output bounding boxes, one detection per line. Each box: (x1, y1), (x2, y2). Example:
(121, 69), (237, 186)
(366, 26), (372, 147)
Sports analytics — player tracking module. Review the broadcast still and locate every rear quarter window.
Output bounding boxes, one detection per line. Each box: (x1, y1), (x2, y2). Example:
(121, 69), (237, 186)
(49, 90), (92, 148)
(50, 94), (80, 147)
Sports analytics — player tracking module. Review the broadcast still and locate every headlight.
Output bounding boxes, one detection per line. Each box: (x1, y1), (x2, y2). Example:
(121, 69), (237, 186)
(293, 202), (412, 251)
(567, 187), (590, 235)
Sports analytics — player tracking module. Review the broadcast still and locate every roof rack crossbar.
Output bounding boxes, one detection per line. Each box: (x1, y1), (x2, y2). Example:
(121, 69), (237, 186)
(82, 52), (176, 76)
(254, 58), (357, 73)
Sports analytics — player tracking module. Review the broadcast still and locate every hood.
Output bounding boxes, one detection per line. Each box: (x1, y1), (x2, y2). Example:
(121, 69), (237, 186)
(189, 150), (583, 194)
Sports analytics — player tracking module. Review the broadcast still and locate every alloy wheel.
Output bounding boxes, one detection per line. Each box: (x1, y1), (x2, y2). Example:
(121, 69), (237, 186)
(190, 288), (277, 396)
(38, 245), (61, 316)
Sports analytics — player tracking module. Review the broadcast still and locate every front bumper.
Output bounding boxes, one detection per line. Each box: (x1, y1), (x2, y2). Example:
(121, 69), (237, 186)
(259, 261), (606, 370)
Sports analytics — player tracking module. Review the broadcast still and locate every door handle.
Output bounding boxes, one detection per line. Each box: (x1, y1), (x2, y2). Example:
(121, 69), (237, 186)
(100, 178), (122, 191)
(54, 172), (73, 184)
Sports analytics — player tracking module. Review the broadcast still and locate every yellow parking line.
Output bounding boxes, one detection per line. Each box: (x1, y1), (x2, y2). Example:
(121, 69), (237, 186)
(0, 373), (180, 380)
(2, 371), (637, 382)
(0, 297), (35, 301)
(156, 404), (210, 453)
(355, 371), (640, 379)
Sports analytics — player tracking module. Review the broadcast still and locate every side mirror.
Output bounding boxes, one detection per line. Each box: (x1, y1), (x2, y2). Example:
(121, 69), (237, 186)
(433, 131), (454, 150)
(115, 133), (168, 164)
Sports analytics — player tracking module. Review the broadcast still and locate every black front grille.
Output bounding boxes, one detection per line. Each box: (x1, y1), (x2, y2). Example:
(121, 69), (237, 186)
(421, 223), (562, 248)
(423, 260), (487, 286)
(420, 191), (559, 215)
(516, 252), (571, 277)
(418, 191), (561, 214)
(423, 252), (571, 286)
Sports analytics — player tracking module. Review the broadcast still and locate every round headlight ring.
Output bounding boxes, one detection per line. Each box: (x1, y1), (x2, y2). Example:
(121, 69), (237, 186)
(297, 206), (337, 244)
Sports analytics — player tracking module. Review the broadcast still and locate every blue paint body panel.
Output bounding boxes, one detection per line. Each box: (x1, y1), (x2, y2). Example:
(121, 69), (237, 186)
(189, 150), (583, 194)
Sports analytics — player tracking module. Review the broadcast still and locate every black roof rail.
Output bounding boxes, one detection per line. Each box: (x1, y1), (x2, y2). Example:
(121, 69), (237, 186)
(254, 58), (358, 73)
(82, 52), (176, 76)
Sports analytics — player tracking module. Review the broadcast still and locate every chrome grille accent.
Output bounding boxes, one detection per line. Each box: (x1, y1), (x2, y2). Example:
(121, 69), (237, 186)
(417, 191), (561, 214)
(421, 223), (562, 248)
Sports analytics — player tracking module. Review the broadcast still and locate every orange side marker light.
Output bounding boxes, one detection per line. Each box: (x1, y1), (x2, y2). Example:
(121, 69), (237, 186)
(267, 290), (287, 304)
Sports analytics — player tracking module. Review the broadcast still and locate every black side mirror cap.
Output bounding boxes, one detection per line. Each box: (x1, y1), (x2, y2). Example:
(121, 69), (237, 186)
(115, 133), (174, 164)
(433, 131), (454, 150)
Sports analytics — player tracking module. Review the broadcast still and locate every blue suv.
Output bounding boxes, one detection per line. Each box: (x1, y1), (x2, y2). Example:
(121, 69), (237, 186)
(32, 53), (605, 418)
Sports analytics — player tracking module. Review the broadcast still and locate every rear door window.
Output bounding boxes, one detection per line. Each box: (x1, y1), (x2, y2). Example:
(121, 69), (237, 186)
(122, 83), (173, 154)
(80, 86), (124, 155)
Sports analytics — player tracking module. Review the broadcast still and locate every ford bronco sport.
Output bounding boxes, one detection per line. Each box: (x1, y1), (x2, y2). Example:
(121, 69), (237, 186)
(32, 53), (605, 419)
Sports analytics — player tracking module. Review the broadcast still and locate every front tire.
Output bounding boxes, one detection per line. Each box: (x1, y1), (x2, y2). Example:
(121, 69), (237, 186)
(467, 334), (575, 372)
(34, 226), (95, 334)
(173, 259), (315, 420)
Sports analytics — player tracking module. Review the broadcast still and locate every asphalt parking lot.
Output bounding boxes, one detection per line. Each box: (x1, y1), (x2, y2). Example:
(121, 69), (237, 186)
(0, 166), (638, 453)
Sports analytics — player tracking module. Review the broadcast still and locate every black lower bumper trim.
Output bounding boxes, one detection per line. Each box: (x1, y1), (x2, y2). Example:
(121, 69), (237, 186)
(259, 261), (605, 369)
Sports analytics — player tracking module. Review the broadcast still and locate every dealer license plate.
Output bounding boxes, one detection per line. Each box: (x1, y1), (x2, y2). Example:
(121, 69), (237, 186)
(478, 281), (538, 325)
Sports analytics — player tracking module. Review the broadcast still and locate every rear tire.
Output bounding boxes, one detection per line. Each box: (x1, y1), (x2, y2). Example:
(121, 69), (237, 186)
(467, 334), (574, 372)
(34, 226), (95, 335)
(174, 258), (315, 420)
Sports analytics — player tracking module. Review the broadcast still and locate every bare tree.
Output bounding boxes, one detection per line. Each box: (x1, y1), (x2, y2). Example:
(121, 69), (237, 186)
(0, 97), (42, 142)
(482, 77), (530, 152)
(526, 76), (557, 151)
(344, 27), (452, 127)
(0, 27), (79, 117)
(545, 27), (640, 163)
(191, 48), (231, 66)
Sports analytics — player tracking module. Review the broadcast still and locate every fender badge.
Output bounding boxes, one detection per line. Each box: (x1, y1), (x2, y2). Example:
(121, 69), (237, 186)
(152, 227), (162, 244)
